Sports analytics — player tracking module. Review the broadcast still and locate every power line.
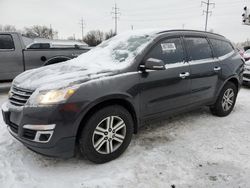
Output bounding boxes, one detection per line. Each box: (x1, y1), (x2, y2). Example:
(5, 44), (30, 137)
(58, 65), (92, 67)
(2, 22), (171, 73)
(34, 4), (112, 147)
(201, 0), (215, 31)
(111, 3), (121, 34)
(79, 18), (86, 41)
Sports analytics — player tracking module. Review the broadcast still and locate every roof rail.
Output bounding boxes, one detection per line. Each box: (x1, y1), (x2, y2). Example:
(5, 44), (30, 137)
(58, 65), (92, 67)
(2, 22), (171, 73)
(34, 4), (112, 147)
(157, 29), (225, 38)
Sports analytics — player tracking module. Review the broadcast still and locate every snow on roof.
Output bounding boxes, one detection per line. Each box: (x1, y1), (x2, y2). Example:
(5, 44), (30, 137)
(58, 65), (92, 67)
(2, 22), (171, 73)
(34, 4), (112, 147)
(70, 29), (159, 70)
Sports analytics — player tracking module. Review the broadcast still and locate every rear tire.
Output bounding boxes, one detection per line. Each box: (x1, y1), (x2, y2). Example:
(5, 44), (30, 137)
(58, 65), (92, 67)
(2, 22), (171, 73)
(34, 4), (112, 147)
(79, 105), (133, 164)
(210, 82), (238, 117)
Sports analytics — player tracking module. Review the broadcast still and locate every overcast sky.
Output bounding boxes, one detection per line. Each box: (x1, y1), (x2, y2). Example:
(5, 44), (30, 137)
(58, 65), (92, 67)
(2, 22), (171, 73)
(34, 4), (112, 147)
(0, 0), (250, 42)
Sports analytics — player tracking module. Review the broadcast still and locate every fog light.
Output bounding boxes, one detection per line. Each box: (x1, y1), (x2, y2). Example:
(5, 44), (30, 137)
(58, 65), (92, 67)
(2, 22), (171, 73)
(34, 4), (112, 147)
(23, 124), (55, 143)
(34, 130), (54, 143)
(39, 133), (52, 142)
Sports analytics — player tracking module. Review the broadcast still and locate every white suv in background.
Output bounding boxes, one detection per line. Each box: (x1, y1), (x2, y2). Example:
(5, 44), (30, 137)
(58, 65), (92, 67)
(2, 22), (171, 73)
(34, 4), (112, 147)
(243, 60), (250, 86)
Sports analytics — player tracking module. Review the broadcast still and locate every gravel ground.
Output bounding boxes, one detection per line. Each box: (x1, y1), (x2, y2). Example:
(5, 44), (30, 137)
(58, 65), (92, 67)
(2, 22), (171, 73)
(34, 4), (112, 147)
(0, 87), (250, 188)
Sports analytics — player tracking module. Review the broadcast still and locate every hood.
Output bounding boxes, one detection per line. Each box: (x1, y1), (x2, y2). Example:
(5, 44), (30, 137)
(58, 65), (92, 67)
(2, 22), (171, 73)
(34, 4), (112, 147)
(13, 61), (118, 91)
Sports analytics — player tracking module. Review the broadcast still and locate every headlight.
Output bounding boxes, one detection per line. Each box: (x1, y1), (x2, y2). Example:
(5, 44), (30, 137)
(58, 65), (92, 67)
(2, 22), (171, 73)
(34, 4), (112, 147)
(28, 86), (78, 105)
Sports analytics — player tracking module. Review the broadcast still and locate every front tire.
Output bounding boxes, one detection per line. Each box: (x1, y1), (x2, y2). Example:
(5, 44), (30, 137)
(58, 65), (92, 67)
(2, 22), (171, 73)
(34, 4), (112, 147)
(79, 105), (134, 164)
(210, 82), (238, 117)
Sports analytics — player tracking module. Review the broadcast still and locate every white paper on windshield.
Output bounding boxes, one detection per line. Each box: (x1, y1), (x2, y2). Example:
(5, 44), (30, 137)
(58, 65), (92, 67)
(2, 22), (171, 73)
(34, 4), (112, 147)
(161, 43), (176, 53)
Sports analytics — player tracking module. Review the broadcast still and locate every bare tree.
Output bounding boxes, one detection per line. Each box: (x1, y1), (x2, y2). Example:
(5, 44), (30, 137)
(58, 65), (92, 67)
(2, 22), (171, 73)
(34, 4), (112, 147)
(0, 25), (17, 32)
(105, 30), (116, 40)
(23, 25), (58, 39)
(83, 30), (104, 46)
(236, 39), (250, 49)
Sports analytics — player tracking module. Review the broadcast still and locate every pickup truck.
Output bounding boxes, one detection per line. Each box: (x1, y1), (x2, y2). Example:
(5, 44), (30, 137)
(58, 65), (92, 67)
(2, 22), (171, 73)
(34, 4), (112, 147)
(0, 32), (90, 81)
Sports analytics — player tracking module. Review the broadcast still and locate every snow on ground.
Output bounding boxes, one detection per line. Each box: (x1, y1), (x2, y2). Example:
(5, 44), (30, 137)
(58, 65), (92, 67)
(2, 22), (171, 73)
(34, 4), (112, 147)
(0, 87), (250, 188)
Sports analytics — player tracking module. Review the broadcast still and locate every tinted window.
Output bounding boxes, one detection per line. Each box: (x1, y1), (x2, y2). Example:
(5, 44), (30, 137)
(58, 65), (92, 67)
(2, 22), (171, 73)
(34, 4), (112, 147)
(0, 35), (15, 49)
(28, 43), (50, 49)
(210, 39), (234, 57)
(185, 37), (212, 61)
(39, 43), (50, 49)
(146, 38), (185, 64)
(28, 44), (40, 49)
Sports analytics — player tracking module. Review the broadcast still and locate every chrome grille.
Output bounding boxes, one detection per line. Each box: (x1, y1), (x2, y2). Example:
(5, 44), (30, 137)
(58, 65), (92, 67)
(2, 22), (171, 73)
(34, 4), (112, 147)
(9, 85), (34, 107)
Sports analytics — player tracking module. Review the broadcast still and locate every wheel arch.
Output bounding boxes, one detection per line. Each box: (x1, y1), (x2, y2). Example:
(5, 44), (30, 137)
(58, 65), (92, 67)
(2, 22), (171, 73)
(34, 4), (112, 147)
(227, 77), (239, 90)
(223, 76), (240, 91)
(216, 75), (240, 100)
(76, 96), (139, 141)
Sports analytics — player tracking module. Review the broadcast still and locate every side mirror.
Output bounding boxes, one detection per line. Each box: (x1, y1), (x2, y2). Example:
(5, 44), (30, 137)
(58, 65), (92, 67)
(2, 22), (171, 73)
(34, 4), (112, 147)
(140, 58), (166, 71)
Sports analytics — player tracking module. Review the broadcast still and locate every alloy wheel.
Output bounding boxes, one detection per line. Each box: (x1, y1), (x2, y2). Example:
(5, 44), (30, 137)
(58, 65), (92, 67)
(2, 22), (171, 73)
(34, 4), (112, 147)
(92, 116), (126, 154)
(222, 88), (235, 111)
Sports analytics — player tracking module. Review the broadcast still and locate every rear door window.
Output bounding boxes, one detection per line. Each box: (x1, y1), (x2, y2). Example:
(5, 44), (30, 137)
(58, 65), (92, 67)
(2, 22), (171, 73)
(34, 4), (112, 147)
(210, 39), (234, 57)
(28, 43), (50, 49)
(0, 34), (15, 50)
(145, 37), (185, 65)
(184, 37), (213, 61)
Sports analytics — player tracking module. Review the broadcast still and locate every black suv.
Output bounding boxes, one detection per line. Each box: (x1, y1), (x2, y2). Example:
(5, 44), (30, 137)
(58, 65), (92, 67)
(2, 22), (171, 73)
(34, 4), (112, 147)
(1, 30), (244, 163)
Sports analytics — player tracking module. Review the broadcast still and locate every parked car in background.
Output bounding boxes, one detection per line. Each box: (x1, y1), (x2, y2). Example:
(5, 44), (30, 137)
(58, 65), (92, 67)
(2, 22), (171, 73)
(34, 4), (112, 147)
(26, 38), (88, 49)
(243, 49), (250, 61)
(237, 48), (244, 57)
(0, 32), (90, 81)
(1, 29), (244, 163)
(243, 60), (250, 86)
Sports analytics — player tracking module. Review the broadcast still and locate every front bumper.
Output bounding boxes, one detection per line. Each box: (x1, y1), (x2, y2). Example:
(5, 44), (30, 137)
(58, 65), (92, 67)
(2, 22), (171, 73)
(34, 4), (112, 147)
(1, 102), (81, 158)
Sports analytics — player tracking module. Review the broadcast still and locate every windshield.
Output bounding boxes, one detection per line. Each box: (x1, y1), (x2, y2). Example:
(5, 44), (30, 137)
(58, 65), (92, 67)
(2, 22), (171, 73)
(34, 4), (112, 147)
(70, 31), (156, 71)
(98, 34), (152, 62)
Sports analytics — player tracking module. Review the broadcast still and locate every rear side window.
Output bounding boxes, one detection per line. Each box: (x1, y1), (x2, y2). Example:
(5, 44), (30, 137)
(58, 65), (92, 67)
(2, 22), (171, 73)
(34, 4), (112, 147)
(28, 43), (50, 49)
(145, 38), (185, 65)
(210, 39), (234, 57)
(0, 34), (15, 50)
(184, 37), (213, 61)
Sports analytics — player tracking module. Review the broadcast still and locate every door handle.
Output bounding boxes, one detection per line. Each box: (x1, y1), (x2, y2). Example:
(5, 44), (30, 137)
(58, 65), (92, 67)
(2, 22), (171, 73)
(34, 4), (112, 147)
(179, 72), (190, 79)
(214, 67), (221, 71)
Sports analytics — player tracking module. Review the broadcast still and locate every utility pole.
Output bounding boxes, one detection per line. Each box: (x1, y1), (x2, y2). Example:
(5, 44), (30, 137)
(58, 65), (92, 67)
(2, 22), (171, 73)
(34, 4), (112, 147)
(201, 0), (215, 31)
(111, 3), (121, 35)
(79, 18), (86, 41)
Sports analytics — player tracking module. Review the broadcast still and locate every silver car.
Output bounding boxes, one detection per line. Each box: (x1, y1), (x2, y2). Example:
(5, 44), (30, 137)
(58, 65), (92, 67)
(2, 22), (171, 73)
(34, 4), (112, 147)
(243, 60), (250, 86)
